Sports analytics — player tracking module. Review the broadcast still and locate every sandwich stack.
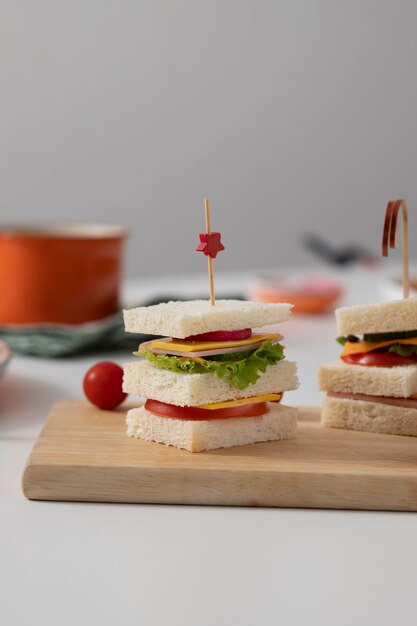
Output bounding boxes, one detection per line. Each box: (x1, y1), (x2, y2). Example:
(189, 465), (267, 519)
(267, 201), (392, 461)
(319, 298), (417, 437)
(122, 299), (299, 451)
(319, 199), (417, 437)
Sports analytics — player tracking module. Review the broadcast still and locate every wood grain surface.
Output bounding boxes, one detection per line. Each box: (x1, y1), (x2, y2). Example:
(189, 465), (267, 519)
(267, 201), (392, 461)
(22, 400), (417, 510)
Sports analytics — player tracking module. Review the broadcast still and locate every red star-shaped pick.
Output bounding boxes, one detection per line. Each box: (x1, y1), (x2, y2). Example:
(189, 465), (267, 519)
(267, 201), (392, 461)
(196, 232), (225, 259)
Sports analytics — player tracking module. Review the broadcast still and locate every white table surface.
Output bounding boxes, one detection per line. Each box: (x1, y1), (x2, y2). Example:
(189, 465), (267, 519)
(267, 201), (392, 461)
(2, 267), (417, 626)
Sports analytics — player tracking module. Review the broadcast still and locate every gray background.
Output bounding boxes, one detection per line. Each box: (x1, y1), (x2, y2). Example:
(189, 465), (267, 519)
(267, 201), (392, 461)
(1, 0), (417, 277)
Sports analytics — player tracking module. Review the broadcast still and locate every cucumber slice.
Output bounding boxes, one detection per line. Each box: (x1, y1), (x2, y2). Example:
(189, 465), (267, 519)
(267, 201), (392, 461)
(363, 330), (417, 342)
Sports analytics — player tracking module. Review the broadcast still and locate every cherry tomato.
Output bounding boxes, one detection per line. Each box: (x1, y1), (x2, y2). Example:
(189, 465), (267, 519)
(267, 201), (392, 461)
(342, 352), (417, 367)
(184, 328), (252, 342)
(83, 361), (127, 409)
(145, 398), (269, 420)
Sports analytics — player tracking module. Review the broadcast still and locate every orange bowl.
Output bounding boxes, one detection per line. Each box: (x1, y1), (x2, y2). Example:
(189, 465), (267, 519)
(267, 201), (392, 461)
(252, 277), (343, 314)
(0, 223), (127, 325)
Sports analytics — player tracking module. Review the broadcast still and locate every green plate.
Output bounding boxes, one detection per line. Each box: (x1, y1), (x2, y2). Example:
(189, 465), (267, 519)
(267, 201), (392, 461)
(0, 312), (145, 358)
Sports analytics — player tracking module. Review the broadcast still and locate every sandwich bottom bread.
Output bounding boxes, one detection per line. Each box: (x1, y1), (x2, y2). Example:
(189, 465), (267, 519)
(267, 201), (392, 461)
(322, 394), (417, 437)
(127, 402), (298, 453)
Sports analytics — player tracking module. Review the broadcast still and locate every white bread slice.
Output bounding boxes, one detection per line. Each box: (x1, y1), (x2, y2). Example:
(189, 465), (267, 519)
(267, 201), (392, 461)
(123, 299), (292, 337)
(126, 402), (298, 452)
(321, 395), (417, 437)
(123, 359), (299, 405)
(335, 297), (417, 335)
(318, 360), (417, 398)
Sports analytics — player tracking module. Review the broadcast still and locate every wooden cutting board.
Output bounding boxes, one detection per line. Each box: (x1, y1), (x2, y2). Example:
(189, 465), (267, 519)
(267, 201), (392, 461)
(22, 400), (417, 510)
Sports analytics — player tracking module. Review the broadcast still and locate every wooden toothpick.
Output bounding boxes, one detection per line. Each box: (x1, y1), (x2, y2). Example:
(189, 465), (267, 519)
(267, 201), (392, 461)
(204, 197), (215, 305)
(382, 199), (410, 298)
(196, 197), (225, 304)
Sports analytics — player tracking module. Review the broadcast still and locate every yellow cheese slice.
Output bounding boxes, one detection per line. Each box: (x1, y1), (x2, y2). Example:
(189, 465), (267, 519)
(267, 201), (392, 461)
(342, 337), (417, 356)
(198, 393), (282, 410)
(151, 333), (281, 353)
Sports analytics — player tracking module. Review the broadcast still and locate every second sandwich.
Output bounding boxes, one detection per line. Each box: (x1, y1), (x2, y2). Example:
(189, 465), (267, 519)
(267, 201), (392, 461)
(319, 298), (417, 437)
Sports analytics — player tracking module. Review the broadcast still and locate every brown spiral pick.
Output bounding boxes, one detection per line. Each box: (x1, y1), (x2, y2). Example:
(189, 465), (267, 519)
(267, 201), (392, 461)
(382, 199), (410, 298)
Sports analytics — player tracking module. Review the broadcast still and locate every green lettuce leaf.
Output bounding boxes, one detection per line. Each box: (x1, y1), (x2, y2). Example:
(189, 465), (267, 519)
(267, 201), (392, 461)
(336, 336), (347, 346)
(388, 343), (417, 357)
(134, 341), (285, 390)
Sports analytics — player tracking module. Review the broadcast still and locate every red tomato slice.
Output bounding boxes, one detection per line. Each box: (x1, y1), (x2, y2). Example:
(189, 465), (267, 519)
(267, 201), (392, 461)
(144, 398), (269, 420)
(184, 328), (252, 342)
(342, 352), (417, 367)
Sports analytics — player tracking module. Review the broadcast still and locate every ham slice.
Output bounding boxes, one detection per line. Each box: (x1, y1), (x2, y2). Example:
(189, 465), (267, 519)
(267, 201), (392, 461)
(328, 391), (417, 409)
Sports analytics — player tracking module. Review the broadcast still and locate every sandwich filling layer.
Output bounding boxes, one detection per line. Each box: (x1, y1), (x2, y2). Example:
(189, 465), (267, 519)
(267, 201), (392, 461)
(135, 330), (287, 419)
(134, 330), (286, 390)
(139, 333), (282, 357)
(144, 396), (282, 421)
(337, 330), (417, 367)
(327, 391), (417, 409)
